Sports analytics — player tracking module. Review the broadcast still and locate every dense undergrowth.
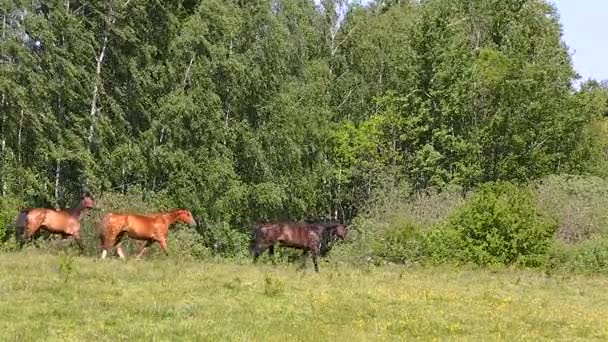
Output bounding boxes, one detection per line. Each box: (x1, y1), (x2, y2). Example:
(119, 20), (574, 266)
(3, 174), (608, 275)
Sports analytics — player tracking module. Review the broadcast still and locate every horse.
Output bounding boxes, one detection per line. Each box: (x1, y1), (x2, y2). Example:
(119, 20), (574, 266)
(98, 209), (196, 259)
(250, 221), (348, 272)
(14, 192), (96, 250)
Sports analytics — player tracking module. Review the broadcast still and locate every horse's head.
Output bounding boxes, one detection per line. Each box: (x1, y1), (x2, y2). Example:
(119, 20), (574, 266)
(333, 223), (348, 240)
(176, 209), (197, 226)
(81, 193), (96, 209)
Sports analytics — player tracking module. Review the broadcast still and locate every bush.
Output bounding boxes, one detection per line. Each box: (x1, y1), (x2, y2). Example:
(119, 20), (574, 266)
(199, 221), (250, 259)
(0, 196), (23, 246)
(536, 174), (608, 243)
(347, 180), (464, 265)
(548, 238), (608, 274)
(371, 220), (425, 265)
(426, 182), (557, 267)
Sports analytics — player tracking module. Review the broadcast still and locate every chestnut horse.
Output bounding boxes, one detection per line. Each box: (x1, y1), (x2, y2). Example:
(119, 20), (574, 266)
(250, 222), (348, 272)
(14, 192), (96, 250)
(98, 209), (196, 259)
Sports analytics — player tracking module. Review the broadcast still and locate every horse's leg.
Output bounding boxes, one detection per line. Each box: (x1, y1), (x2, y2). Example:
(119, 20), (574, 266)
(252, 247), (261, 263)
(100, 235), (109, 259)
(310, 240), (321, 273)
(71, 232), (84, 253)
(116, 243), (126, 259)
(311, 250), (319, 273)
(253, 244), (270, 263)
(59, 233), (72, 248)
(113, 232), (127, 259)
(158, 238), (169, 257)
(136, 240), (153, 260)
(101, 236), (114, 259)
(268, 245), (276, 264)
(299, 250), (309, 269)
(23, 223), (40, 247)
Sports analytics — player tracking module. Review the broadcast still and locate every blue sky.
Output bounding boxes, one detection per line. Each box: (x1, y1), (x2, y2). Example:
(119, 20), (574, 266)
(552, 0), (607, 82)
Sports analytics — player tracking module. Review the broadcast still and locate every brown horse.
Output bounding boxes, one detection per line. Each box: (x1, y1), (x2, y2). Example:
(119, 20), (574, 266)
(14, 192), (96, 250)
(98, 209), (196, 259)
(250, 222), (348, 272)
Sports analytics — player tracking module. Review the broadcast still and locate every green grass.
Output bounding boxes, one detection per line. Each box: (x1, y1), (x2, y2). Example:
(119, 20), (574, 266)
(1, 251), (608, 341)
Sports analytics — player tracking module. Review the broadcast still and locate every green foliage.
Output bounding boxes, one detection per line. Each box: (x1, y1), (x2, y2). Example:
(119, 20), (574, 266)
(371, 221), (425, 265)
(347, 180), (463, 265)
(427, 182), (557, 267)
(536, 174), (608, 243)
(198, 221), (249, 259)
(1, 0), (607, 270)
(0, 196), (22, 244)
(548, 239), (608, 274)
(0, 0), (601, 225)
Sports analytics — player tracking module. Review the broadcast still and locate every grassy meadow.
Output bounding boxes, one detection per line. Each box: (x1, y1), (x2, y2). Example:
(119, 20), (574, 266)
(0, 250), (607, 341)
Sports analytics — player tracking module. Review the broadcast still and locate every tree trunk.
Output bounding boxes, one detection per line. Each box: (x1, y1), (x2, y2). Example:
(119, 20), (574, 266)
(17, 109), (23, 163)
(89, 3), (115, 152)
(1, 135), (5, 197)
(88, 34), (108, 151)
(0, 92), (5, 196)
(121, 163), (126, 194)
(1, 16), (4, 194)
(182, 54), (195, 89)
(223, 38), (234, 145)
(55, 160), (61, 209)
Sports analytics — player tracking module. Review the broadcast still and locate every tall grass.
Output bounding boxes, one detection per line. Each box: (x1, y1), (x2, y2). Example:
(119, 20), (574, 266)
(1, 251), (608, 340)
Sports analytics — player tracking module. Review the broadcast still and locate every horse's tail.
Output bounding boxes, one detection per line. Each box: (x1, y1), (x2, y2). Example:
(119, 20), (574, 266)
(14, 209), (30, 243)
(15, 209), (29, 227)
(249, 222), (263, 255)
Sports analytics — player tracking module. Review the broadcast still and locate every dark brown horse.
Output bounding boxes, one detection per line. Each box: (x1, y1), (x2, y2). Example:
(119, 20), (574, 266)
(98, 209), (196, 259)
(15, 192), (96, 250)
(250, 222), (348, 272)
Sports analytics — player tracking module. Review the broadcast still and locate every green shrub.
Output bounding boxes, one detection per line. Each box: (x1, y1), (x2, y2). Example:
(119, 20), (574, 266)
(423, 226), (470, 265)
(165, 227), (212, 260)
(548, 238), (608, 274)
(0, 196), (23, 246)
(426, 182), (557, 267)
(347, 180), (464, 265)
(536, 174), (608, 243)
(199, 221), (250, 259)
(371, 220), (425, 265)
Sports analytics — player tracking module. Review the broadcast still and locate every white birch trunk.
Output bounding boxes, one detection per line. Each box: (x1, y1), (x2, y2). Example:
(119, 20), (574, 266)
(89, 3), (116, 151)
(17, 109), (23, 161)
(88, 33), (108, 151)
(54, 160), (61, 209)
(182, 54), (195, 88)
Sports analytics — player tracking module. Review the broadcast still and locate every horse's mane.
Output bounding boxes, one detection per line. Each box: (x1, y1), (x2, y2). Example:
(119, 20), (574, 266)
(307, 222), (343, 234)
(317, 222), (341, 229)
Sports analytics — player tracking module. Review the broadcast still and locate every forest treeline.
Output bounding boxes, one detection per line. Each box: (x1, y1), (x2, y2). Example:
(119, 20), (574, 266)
(1, 0), (608, 227)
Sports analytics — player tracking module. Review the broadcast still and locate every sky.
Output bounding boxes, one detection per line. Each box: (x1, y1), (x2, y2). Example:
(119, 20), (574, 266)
(551, 0), (608, 82)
